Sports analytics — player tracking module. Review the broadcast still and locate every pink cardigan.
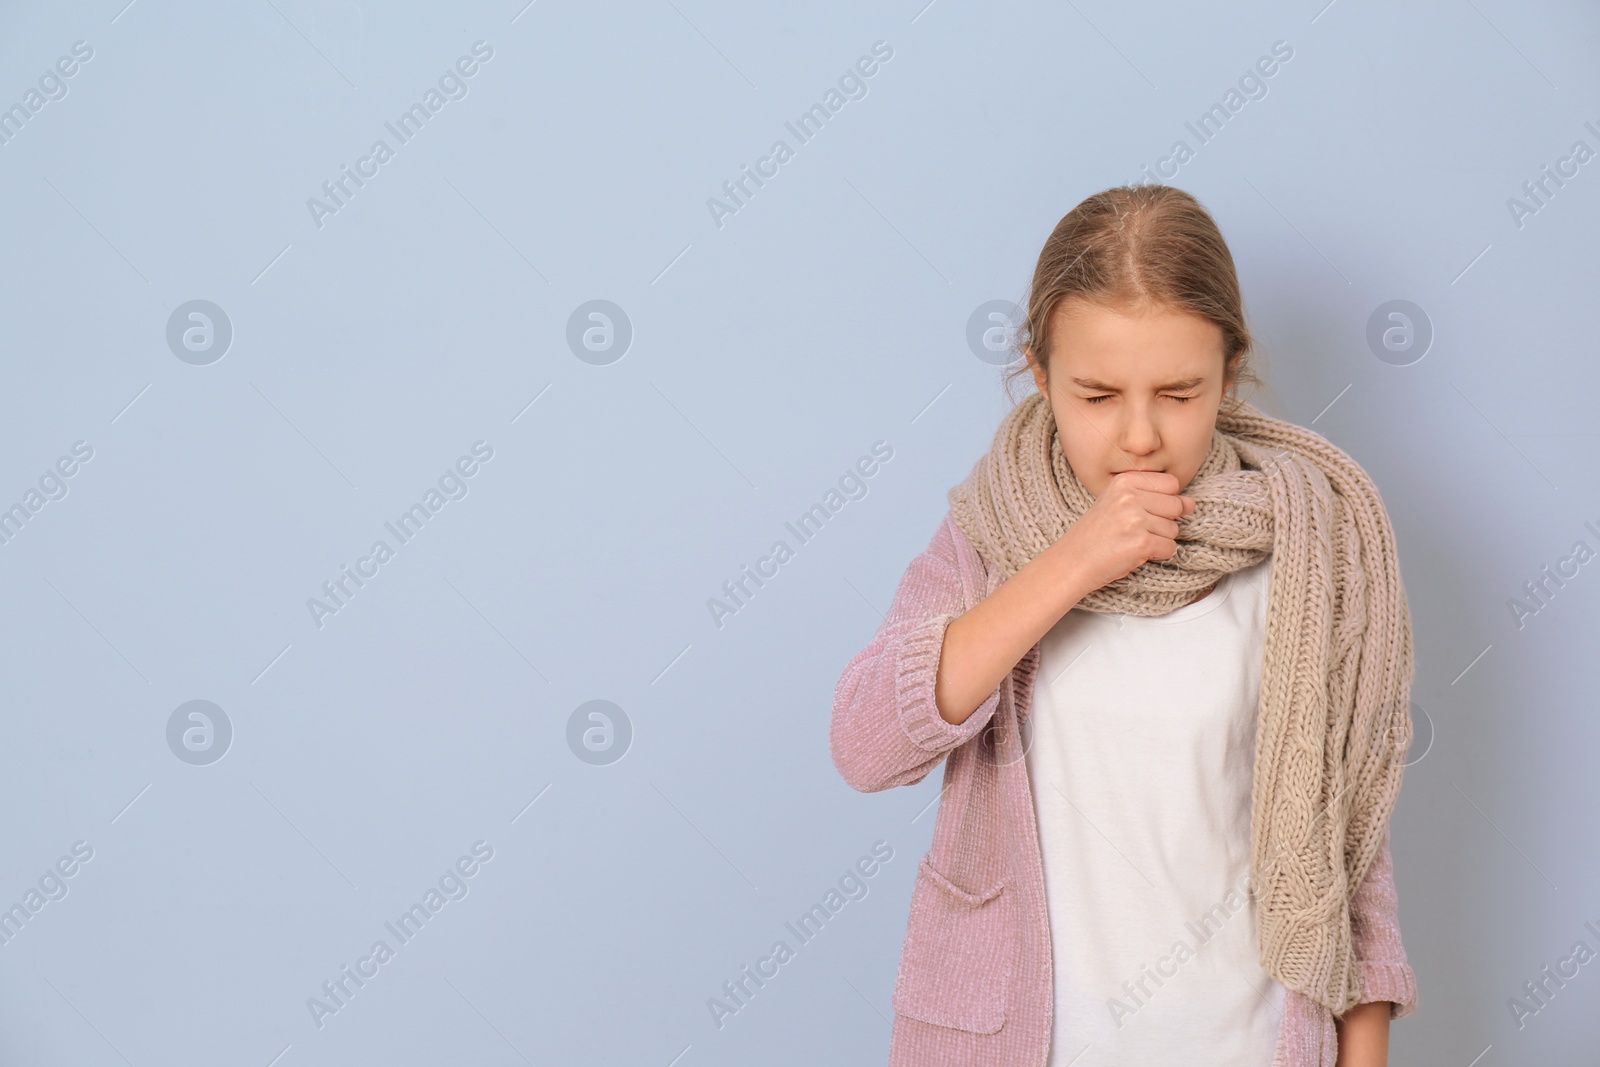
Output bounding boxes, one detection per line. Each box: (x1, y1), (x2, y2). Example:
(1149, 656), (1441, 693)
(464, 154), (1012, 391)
(830, 512), (1418, 1067)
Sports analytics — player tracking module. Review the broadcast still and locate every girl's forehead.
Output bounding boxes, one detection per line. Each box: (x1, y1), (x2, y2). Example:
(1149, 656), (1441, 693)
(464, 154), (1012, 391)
(1048, 324), (1225, 382)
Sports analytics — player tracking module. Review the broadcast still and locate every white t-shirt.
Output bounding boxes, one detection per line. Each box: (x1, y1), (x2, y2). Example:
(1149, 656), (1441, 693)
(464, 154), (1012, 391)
(1024, 553), (1285, 1066)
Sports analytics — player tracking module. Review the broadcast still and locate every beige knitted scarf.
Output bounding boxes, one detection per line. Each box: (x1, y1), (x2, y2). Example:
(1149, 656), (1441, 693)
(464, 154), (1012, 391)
(947, 389), (1413, 1016)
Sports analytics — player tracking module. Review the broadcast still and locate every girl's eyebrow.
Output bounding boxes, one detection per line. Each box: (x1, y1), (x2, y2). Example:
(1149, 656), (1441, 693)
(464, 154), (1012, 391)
(1069, 375), (1207, 392)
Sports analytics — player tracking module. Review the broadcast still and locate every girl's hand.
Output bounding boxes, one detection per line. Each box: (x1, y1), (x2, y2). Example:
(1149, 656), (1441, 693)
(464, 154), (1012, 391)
(1053, 470), (1195, 594)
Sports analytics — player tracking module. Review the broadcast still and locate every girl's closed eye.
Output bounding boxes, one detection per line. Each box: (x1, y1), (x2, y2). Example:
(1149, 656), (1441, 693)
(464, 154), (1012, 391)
(1082, 394), (1197, 404)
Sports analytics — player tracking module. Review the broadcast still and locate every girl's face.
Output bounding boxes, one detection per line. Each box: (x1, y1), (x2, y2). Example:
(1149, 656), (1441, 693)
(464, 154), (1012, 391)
(1027, 296), (1235, 498)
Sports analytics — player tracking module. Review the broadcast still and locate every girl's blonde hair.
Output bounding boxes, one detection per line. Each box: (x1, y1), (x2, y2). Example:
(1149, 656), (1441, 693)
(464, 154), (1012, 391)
(1005, 184), (1262, 417)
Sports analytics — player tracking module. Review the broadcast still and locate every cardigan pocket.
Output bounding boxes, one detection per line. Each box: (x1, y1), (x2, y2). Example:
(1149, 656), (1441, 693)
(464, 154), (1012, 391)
(891, 853), (1012, 1034)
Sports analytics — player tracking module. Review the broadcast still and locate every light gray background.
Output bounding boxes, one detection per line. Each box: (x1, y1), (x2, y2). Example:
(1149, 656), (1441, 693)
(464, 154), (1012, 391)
(1, 1), (1597, 1064)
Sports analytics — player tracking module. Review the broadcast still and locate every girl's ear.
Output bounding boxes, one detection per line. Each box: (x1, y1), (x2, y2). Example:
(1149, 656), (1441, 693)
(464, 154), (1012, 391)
(1025, 344), (1049, 393)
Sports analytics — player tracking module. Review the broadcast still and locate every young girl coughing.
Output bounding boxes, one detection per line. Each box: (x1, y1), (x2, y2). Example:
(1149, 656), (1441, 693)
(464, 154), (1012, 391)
(830, 185), (1417, 1067)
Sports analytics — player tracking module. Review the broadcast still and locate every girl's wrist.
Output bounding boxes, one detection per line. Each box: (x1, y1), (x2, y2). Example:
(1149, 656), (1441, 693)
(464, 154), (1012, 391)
(1333, 1001), (1391, 1067)
(1029, 536), (1096, 616)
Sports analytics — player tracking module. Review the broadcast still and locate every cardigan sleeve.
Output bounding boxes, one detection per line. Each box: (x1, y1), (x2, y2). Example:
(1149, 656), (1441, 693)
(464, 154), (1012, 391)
(1347, 825), (1419, 1019)
(829, 515), (1004, 793)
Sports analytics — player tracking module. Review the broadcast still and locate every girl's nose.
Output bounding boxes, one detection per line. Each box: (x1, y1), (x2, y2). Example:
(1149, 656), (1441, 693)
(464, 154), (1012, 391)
(1118, 408), (1160, 456)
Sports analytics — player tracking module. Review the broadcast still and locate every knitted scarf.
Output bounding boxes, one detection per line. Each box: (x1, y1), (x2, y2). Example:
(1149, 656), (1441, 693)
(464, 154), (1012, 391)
(946, 389), (1414, 1016)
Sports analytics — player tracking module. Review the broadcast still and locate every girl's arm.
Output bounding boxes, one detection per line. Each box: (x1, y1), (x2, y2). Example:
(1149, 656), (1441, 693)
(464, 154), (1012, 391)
(933, 525), (1094, 724)
(831, 476), (1182, 792)
(1333, 1001), (1390, 1066)
(934, 469), (1189, 724)
(830, 515), (1089, 792)
(1348, 826), (1418, 1016)
(1334, 825), (1417, 1065)
(829, 515), (999, 793)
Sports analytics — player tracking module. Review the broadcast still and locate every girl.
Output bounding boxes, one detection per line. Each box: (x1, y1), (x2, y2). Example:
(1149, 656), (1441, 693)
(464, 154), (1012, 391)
(830, 185), (1417, 1067)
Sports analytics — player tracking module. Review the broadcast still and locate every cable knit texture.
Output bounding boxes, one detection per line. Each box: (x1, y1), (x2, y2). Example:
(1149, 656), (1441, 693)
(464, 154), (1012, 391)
(830, 396), (1418, 1066)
